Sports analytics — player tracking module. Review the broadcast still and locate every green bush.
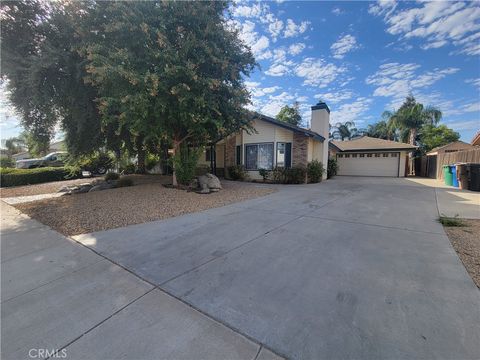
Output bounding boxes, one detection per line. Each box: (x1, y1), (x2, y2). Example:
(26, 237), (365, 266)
(307, 160), (324, 183)
(70, 152), (114, 175)
(170, 145), (202, 185)
(258, 168), (270, 182)
(145, 153), (160, 171)
(0, 157), (15, 168)
(195, 165), (210, 176)
(227, 165), (247, 181)
(117, 177), (134, 187)
(120, 163), (136, 174)
(271, 166), (306, 184)
(0, 167), (79, 187)
(327, 158), (338, 179)
(104, 172), (120, 181)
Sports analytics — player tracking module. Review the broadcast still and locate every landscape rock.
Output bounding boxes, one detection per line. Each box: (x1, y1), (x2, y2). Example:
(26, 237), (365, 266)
(88, 182), (116, 192)
(197, 173), (222, 193)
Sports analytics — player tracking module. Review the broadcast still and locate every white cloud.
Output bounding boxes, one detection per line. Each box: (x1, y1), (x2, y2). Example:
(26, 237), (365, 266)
(444, 119), (479, 131)
(330, 34), (358, 59)
(314, 90), (354, 104)
(466, 78), (480, 88)
(330, 97), (373, 124)
(295, 58), (345, 87)
(288, 43), (306, 56)
(369, 1), (480, 55)
(284, 19), (310, 38)
(366, 63), (459, 104)
(233, 20), (272, 60)
(265, 63), (290, 77)
(233, 3), (263, 18)
(268, 19), (284, 41)
(332, 7), (344, 16)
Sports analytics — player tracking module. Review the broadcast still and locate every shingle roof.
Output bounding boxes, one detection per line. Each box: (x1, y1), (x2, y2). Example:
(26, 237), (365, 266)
(427, 140), (475, 155)
(330, 136), (416, 152)
(253, 113), (325, 142)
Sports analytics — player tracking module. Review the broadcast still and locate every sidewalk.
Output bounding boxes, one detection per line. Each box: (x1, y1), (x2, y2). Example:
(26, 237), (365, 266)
(1, 201), (279, 360)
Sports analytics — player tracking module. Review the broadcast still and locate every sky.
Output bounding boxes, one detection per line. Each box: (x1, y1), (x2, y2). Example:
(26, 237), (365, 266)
(1, 0), (479, 143)
(230, 0), (480, 141)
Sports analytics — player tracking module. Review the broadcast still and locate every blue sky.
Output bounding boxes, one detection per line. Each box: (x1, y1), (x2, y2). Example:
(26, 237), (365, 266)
(0, 0), (479, 143)
(230, 0), (480, 141)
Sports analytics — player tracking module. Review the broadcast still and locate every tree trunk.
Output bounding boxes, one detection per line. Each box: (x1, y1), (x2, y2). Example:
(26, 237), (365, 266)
(408, 128), (417, 145)
(136, 136), (146, 174)
(408, 128), (417, 175)
(172, 140), (180, 187)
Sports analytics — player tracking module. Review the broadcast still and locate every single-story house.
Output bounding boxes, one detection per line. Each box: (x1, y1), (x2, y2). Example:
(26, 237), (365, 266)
(424, 140), (478, 178)
(426, 141), (476, 156)
(329, 136), (416, 177)
(199, 102), (330, 180)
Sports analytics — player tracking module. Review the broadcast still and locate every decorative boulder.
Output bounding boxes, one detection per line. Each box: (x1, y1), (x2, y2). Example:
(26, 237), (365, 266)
(197, 173), (222, 194)
(88, 182), (116, 192)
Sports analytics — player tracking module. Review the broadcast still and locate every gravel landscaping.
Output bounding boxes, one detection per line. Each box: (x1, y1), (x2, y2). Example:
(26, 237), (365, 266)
(443, 219), (480, 288)
(14, 177), (275, 236)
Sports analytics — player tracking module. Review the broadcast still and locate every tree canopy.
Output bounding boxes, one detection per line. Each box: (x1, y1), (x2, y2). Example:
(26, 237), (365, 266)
(418, 124), (460, 153)
(276, 102), (302, 127)
(1, 1), (256, 182)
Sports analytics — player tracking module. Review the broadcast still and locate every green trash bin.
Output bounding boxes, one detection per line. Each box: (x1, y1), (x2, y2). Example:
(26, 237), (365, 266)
(443, 165), (453, 186)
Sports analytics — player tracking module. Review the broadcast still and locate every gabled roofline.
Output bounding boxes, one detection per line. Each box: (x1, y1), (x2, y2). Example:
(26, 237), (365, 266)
(253, 113), (325, 142)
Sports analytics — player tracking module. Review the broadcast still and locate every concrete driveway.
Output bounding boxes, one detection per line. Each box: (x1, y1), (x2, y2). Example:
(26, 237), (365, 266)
(73, 177), (480, 359)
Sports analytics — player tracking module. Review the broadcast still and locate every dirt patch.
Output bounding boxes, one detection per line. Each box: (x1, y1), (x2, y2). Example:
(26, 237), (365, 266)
(0, 174), (168, 198)
(14, 179), (275, 236)
(443, 219), (480, 288)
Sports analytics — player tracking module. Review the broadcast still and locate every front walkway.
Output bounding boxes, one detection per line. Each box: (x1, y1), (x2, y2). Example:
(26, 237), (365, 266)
(0, 202), (280, 360)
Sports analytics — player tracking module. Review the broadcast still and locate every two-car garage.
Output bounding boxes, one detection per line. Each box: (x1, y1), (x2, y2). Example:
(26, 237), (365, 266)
(330, 137), (416, 177)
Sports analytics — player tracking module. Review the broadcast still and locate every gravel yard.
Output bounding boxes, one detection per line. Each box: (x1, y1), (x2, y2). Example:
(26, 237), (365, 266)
(443, 219), (480, 288)
(14, 178), (275, 236)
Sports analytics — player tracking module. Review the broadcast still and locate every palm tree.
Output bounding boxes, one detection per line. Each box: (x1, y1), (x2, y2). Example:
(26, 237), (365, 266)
(367, 120), (397, 140)
(383, 95), (442, 146)
(331, 121), (358, 140)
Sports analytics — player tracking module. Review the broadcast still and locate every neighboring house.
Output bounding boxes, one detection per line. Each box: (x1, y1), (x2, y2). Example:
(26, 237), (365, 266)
(470, 131), (480, 146)
(426, 141), (476, 156)
(200, 102), (330, 180)
(11, 140), (66, 161)
(425, 140), (478, 178)
(329, 136), (416, 177)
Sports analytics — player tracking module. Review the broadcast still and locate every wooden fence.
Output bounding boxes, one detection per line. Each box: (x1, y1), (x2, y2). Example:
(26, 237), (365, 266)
(436, 148), (480, 179)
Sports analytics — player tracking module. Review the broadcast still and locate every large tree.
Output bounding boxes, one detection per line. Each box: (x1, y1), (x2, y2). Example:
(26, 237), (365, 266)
(331, 121), (358, 140)
(418, 124), (460, 153)
(276, 102), (302, 127)
(383, 95), (442, 146)
(83, 1), (255, 184)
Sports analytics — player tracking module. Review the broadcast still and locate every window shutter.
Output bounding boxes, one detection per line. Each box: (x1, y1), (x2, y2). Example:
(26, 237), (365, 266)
(236, 145), (241, 165)
(285, 143), (292, 168)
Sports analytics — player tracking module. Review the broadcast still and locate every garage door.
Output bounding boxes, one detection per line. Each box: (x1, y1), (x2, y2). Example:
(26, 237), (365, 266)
(337, 152), (400, 177)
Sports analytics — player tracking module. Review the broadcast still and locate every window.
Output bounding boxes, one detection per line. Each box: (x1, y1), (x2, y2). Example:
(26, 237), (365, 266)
(352, 154), (358, 158)
(359, 154), (365, 158)
(374, 153), (381, 157)
(391, 153), (398, 157)
(383, 153), (389, 157)
(367, 154), (372, 157)
(205, 148), (211, 162)
(276, 142), (285, 167)
(345, 154), (350, 158)
(245, 143), (273, 170)
(338, 154), (343, 158)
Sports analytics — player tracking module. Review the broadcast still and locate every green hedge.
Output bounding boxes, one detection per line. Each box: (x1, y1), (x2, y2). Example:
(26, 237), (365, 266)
(0, 167), (79, 187)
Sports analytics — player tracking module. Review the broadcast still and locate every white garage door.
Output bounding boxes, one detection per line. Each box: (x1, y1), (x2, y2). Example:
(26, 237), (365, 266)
(337, 152), (400, 177)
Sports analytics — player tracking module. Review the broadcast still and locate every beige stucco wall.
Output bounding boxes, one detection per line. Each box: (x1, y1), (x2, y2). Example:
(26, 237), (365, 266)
(241, 119), (294, 180)
(198, 144), (225, 169)
(399, 151), (407, 177)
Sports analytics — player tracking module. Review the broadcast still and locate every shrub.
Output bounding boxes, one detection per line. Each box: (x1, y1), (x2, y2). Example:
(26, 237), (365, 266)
(117, 177), (134, 187)
(104, 172), (120, 181)
(327, 158), (338, 179)
(271, 166), (306, 184)
(0, 156), (15, 168)
(120, 163), (136, 174)
(258, 168), (270, 182)
(195, 165), (210, 176)
(438, 214), (465, 227)
(145, 153), (160, 171)
(70, 152), (114, 175)
(0, 167), (79, 187)
(307, 160), (325, 183)
(170, 145), (202, 185)
(227, 165), (247, 181)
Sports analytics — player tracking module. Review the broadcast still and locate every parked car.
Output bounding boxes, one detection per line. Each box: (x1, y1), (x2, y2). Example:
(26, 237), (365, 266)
(15, 152), (68, 169)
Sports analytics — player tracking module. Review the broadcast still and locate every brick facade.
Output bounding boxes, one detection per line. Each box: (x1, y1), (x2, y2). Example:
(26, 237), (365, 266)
(225, 135), (236, 168)
(292, 132), (308, 168)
